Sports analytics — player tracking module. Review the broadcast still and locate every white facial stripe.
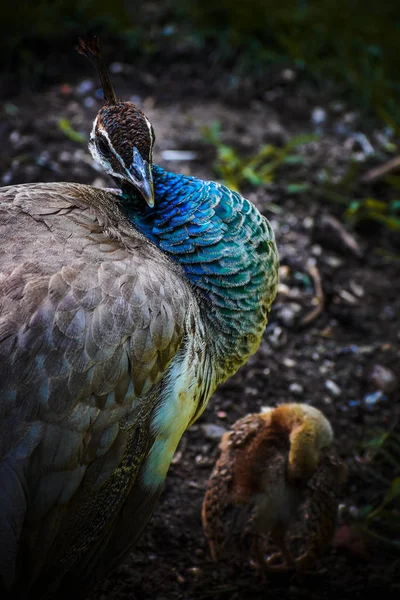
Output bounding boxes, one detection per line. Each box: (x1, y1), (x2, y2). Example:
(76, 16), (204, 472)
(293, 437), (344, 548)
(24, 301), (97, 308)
(96, 125), (126, 167)
(144, 116), (155, 156)
(89, 119), (128, 181)
(90, 114), (99, 139)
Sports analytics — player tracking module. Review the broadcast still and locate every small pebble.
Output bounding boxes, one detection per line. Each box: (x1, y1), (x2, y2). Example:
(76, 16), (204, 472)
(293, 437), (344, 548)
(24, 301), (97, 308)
(349, 281), (364, 298)
(110, 62), (123, 73)
(9, 131), (20, 144)
(289, 382), (303, 396)
(338, 290), (358, 304)
(281, 68), (296, 81)
(350, 132), (375, 156)
(76, 79), (94, 95)
(325, 379), (342, 397)
(37, 150), (50, 166)
(343, 111), (358, 124)
(382, 342), (393, 350)
(311, 244), (322, 256)
(2, 172), (12, 184)
(348, 505), (359, 518)
(59, 83), (72, 95)
(303, 216), (314, 229)
(277, 282), (290, 296)
(278, 304), (301, 327)
(269, 325), (284, 347)
(91, 177), (108, 188)
(352, 151), (367, 162)
(217, 410), (227, 419)
(201, 424), (227, 440)
(311, 106), (327, 125)
(348, 399), (361, 407)
(330, 101), (345, 113)
(83, 97), (96, 108)
(371, 364), (397, 394)
(245, 386), (258, 396)
(58, 151), (72, 163)
(358, 345), (374, 355)
(363, 390), (385, 406)
(279, 265), (290, 279)
(283, 357), (296, 368)
(324, 255), (343, 268)
(161, 150), (198, 161)
(171, 450), (182, 464)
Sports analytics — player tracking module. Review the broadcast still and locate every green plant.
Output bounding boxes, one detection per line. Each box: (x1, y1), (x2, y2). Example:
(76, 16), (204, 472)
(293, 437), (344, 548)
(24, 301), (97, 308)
(345, 197), (400, 232)
(58, 117), (85, 143)
(203, 122), (400, 236)
(313, 159), (400, 233)
(201, 120), (316, 193)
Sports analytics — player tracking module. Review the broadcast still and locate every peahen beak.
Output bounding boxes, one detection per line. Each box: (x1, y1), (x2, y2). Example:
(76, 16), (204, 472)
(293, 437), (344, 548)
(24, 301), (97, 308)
(126, 147), (155, 207)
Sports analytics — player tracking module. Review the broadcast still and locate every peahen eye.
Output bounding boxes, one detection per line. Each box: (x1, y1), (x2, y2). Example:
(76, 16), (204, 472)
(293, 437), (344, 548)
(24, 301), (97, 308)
(96, 138), (112, 159)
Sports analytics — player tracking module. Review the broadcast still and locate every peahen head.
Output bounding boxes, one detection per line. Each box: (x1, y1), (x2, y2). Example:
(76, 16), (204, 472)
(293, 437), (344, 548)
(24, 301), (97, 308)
(77, 34), (155, 206)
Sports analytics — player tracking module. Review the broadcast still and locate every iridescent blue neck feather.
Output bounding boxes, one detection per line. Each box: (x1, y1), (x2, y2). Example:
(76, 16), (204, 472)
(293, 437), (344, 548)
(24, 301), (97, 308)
(120, 164), (278, 378)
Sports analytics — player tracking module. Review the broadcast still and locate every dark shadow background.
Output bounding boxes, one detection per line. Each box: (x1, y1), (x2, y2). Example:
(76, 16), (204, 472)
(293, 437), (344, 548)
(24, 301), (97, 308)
(1, 0), (400, 128)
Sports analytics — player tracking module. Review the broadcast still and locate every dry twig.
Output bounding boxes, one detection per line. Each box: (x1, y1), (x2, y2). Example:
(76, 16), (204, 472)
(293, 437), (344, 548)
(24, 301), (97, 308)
(361, 155), (400, 183)
(299, 259), (325, 326)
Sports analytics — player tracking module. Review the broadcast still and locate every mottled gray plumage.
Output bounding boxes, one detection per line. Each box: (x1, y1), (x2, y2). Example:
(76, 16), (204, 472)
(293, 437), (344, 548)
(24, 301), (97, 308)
(0, 182), (195, 597)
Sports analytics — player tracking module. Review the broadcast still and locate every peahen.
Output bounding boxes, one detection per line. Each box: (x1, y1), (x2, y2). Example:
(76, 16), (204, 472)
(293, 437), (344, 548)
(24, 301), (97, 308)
(0, 36), (278, 599)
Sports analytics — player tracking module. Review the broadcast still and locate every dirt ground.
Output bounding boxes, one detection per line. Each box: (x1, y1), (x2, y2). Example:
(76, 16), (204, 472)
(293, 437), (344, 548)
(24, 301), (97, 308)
(1, 61), (399, 599)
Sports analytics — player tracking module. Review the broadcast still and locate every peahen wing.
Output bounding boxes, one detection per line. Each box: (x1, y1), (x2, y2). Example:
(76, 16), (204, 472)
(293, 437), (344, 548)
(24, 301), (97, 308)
(0, 183), (193, 595)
